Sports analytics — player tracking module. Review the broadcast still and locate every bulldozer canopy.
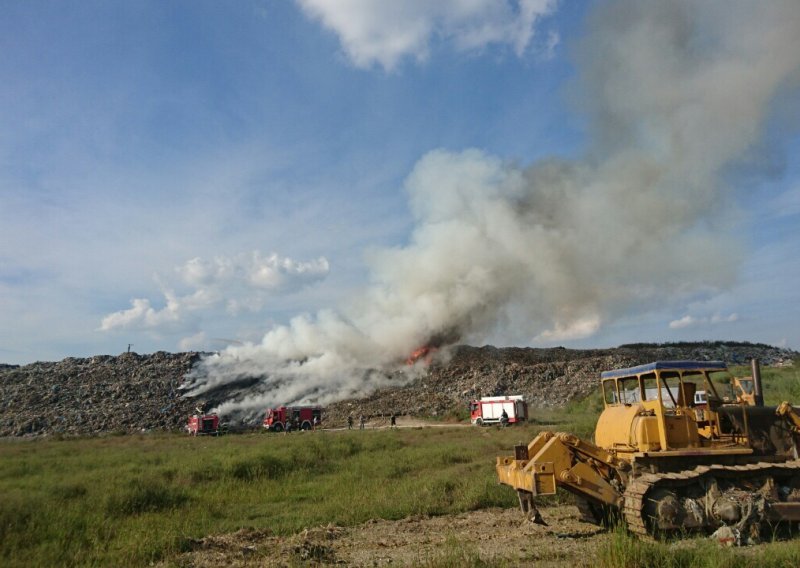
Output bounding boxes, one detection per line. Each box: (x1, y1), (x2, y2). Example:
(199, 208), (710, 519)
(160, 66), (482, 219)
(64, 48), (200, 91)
(601, 360), (727, 380)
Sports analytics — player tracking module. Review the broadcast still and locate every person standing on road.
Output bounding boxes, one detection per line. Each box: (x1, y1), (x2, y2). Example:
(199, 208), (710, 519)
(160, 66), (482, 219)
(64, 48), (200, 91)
(390, 414), (397, 429)
(347, 415), (353, 429)
(359, 414), (366, 430)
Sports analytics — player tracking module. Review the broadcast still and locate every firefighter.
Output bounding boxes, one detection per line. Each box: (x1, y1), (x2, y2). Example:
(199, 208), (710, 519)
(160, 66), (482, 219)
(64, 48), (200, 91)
(500, 409), (509, 427)
(313, 415), (319, 431)
(390, 414), (397, 429)
(347, 415), (353, 429)
(359, 414), (366, 430)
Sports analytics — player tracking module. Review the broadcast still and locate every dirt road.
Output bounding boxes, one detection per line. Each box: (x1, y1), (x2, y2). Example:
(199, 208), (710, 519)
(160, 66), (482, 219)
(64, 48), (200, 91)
(325, 415), (471, 432)
(169, 505), (608, 567)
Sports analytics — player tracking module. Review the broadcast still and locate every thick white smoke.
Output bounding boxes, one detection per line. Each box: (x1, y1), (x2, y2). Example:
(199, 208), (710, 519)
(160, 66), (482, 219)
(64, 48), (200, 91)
(183, 0), (800, 417)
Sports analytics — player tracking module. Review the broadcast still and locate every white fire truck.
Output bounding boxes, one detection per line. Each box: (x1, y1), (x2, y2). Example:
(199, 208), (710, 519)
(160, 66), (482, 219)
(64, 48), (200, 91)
(470, 395), (528, 426)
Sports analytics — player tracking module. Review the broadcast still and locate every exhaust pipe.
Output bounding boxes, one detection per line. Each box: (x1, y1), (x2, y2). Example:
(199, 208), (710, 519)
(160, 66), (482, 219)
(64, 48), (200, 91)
(751, 358), (764, 407)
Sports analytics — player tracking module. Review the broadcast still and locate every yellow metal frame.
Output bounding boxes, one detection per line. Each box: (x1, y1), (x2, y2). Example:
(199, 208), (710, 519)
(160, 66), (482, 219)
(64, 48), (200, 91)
(496, 431), (624, 507)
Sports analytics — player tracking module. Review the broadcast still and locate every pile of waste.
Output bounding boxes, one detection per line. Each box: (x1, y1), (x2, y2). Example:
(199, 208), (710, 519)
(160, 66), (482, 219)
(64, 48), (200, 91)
(0, 342), (795, 437)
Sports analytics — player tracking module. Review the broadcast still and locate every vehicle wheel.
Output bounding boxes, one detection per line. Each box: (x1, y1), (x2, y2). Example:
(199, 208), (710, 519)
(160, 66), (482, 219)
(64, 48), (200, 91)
(273, 423), (283, 432)
(301, 421), (311, 431)
(475, 418), (483, 426)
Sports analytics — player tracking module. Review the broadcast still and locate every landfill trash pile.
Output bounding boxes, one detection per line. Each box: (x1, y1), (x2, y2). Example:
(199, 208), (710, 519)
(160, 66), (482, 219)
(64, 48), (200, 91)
(0, 351), (202, 437)
(0, 342), (794, 437)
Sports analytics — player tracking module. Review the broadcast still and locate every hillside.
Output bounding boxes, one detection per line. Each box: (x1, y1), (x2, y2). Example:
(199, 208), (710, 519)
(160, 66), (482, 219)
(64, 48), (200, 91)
(0, 342), (795, 437)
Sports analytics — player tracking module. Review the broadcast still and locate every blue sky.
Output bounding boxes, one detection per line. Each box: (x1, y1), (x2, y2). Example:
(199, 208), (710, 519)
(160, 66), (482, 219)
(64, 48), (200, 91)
(2, 0), (799, 366)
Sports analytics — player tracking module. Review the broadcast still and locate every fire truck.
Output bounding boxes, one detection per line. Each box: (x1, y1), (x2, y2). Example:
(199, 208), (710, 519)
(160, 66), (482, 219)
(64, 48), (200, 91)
(263, 406), (322, 432)
(470, 395), (528, 426)
(186, 412), (220, 436)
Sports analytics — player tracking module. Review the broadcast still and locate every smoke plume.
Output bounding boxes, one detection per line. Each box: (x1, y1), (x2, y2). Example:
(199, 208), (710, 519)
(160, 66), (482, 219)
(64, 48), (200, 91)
(183, 0), (800, 417)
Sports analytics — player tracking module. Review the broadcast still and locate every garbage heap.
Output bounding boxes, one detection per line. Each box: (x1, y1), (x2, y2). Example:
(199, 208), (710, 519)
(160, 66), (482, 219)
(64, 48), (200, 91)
(0, 351), (201, 437)
(0, 341), (795, 437)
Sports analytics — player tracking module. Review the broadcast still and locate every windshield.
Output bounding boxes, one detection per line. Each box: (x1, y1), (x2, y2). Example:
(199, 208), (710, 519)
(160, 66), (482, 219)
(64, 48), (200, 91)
(660, 371), (680, 408)
(619, 377), (640, 404)
(603, 380), (618, 405)
(708, 370), (736, 402)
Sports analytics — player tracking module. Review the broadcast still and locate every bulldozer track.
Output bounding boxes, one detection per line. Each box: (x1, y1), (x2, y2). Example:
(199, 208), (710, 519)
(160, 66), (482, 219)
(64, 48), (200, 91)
(622, 461), (800, 539)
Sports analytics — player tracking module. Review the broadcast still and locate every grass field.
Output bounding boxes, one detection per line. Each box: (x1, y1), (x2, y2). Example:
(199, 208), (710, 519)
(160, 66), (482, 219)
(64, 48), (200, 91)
(0, 425), (538, 566)
(1, 360), (798, 567)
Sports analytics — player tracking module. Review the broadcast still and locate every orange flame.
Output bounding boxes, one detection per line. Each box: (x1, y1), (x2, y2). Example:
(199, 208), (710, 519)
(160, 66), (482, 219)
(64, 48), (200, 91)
(406, 346), (438, 366)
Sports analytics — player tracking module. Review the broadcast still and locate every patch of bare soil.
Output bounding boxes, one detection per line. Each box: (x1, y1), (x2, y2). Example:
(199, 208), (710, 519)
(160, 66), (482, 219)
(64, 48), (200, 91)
(166, 506), (608, 567)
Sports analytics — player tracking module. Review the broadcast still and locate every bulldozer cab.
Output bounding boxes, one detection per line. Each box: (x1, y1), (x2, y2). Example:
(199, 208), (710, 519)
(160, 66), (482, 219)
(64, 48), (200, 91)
(600, 361), (734, 410)
(596, 361), (736, 451)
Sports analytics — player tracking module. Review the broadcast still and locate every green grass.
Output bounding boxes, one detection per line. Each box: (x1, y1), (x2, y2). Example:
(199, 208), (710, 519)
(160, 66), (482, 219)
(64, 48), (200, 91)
(597, 526), (800, 568)
(729, 360), (800, 405)
(417, 534), (510, 567)
(0, 426), (534, 567)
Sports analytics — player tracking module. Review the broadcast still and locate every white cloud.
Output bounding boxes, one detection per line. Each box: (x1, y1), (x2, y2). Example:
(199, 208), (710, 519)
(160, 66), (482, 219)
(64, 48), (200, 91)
(534, 315), (601, 342)
(99, 296), (183, 332)
(295, 0), (558, 70)
(100, 251), (329, 333)
(669, 313), (738, 329)
(669, 315), (697, 329)
(177, 252), (329, 296)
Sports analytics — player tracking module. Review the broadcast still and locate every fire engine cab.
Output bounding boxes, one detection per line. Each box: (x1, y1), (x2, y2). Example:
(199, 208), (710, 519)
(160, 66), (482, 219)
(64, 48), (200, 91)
(263, 406), (322, 432)
(186, 413), (220, 436)
(470, 395), (528, 426)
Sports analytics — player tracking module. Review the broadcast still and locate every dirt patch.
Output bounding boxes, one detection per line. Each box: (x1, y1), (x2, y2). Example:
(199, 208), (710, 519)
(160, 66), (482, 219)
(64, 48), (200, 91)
(166, 506), (608, 567)
(326, 415), (469, 431)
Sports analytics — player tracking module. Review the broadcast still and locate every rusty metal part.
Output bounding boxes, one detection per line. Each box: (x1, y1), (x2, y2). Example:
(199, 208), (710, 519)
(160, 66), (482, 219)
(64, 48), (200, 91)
(752, 359), (764, 407)
(516, 490), (547, 525)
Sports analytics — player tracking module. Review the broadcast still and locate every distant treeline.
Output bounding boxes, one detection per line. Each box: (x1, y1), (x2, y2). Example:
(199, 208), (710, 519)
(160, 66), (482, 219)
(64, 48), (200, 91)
(617, 340), (777, 350)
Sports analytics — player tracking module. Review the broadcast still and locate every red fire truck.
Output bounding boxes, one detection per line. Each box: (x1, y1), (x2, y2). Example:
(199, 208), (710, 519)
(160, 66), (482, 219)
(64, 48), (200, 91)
(470, 395), (528, 426)
(263, 406), (322, 432)
(186, 413), (220, 436)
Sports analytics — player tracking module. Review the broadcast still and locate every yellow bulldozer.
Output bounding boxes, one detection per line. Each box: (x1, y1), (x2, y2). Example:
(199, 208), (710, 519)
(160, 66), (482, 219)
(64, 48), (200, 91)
(496, 360), (800, 542)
